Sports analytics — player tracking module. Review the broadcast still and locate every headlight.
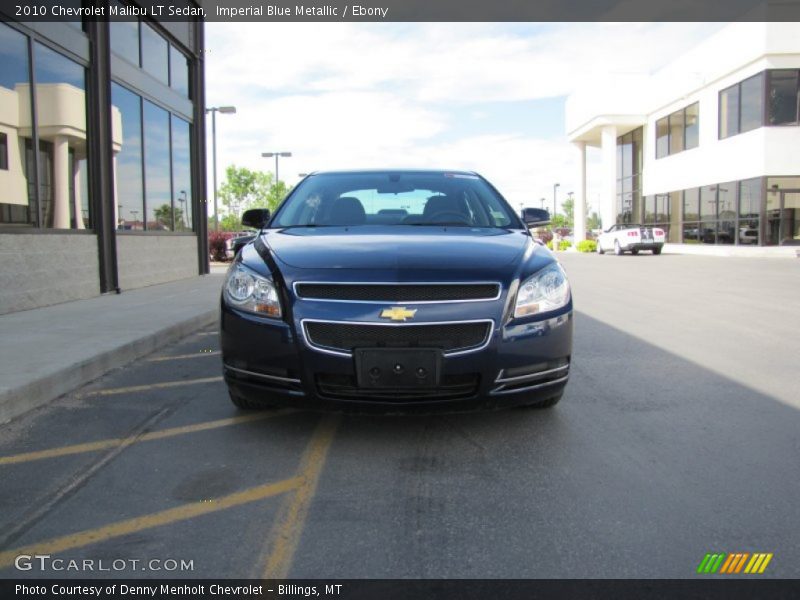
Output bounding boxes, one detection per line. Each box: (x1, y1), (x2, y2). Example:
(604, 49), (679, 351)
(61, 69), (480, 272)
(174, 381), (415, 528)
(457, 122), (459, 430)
(514, 263), (571, 318)
(223, 262), (282, 318)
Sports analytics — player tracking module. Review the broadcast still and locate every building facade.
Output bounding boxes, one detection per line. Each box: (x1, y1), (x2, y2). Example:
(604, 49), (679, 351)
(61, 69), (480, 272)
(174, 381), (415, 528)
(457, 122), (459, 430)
(566, 22), (800, 248)
(0, 1), (207, 315)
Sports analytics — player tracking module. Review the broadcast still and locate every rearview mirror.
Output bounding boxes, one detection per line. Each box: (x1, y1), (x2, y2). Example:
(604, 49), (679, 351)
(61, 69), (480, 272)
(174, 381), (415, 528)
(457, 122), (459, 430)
(521, 207), (550, 226)
(242, 208), (271, 229)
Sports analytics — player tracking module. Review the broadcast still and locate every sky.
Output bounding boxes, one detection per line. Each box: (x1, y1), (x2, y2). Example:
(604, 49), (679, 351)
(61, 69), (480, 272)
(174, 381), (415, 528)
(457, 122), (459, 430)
(204, 22), (720, 215)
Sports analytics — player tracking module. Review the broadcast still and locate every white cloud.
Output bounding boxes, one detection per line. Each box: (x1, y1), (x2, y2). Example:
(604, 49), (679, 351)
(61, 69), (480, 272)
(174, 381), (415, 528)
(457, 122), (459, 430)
(204, 22), (717, 214)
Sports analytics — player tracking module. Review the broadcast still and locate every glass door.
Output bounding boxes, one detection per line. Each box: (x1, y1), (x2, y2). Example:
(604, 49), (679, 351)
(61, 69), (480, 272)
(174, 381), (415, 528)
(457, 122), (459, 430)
(781, 191), (800, 245)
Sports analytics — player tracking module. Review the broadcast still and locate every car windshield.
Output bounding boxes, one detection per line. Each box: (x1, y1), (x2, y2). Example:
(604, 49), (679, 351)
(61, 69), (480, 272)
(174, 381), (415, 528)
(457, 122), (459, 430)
(271, 171), (519, 229)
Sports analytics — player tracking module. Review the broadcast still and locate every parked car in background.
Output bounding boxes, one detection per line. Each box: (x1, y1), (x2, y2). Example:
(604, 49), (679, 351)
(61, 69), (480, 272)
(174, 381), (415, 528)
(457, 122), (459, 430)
(225, 232), (257, 260)
(597, 224), (665, 255)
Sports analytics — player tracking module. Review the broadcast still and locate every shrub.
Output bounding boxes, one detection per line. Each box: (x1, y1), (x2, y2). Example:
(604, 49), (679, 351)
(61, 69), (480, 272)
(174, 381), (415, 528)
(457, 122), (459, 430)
(209, 231), (234, 262)
(576, 240), (597, 253)
(559, 240), (572, 251)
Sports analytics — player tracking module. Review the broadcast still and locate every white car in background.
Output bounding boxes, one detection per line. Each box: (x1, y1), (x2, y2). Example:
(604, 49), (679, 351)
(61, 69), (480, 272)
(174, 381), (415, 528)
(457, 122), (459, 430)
(597, 224), (665, 255)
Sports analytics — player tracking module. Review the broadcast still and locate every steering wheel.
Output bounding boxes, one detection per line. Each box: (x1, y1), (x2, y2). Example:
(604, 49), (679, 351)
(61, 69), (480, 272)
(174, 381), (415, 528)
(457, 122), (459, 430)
(426, 211), (471, 225)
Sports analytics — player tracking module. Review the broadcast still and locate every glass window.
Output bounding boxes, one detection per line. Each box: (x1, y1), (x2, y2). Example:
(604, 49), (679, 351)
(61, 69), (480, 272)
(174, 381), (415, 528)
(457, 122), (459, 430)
(141, 23), (168, 85)
(0, 24), (34, 226)
(700, 185), (717, 220)
(644, 195), (656, 224)
(700, 221), (717, 244)
(655, 194), (670, 223)
(0, 133), (7, 170)
(684, 103), (699, 149)
(719, 84), (739, 138)
(143, 101), (172, 230)
(740, 73), (764, 133)
(738, 178), (761, 245)
(683, 187), (699, 221)
(171, 116), (192, 231)
(169, 45), (189, 97)
(109, 2), (139, 63)
(112, 83), (144, 230)
(34, 43), (90, 229)
(656, 117), (669, 158)
(768, 70), (799, 125)
(669, 111), (684, 154)
(683, 222), (700, 243)
(717, 182), (737, 245)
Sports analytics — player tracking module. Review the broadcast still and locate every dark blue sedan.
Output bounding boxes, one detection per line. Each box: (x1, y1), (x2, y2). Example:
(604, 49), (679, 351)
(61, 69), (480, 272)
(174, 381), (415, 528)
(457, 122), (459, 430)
(220, 170), (572, 411)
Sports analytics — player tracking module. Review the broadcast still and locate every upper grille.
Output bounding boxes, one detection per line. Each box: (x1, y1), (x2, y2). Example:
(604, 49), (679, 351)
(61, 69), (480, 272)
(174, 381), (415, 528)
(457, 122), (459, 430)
(304, 321), (492, 354)
(295, 283), (499, 302)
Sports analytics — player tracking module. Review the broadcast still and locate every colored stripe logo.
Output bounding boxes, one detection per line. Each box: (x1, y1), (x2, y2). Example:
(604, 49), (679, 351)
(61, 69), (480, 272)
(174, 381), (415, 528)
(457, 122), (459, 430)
(697, 552), (773, 574)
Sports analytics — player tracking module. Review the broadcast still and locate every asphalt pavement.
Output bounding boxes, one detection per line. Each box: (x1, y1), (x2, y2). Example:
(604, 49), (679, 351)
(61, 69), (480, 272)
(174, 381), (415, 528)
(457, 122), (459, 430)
(0, 252), (798, 579)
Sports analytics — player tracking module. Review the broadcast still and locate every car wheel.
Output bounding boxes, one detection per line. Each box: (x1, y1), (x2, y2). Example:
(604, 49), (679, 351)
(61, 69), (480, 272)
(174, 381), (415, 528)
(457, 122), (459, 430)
(228, 389), (278, 410)
(597, 241), (604, 254)
(519, 391), (563, 409)
(631, 248), (639, 255)
(614, 240), (623, 255)
(652, 247), (662, 255)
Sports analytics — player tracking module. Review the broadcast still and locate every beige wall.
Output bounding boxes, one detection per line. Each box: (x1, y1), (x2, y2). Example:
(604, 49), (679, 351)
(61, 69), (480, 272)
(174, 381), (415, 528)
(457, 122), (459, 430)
(0, 233), (100, 315)
(117, 234), (198, 290)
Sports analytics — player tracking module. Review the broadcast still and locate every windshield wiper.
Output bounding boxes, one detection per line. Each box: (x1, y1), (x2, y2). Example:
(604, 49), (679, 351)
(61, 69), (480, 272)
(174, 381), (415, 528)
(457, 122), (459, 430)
(278, 224), (330, 230)
(405, 221), (472, 227)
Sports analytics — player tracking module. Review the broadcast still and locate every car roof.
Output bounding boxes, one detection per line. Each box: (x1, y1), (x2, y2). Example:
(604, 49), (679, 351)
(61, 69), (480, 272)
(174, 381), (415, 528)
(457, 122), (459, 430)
(303, 169), (480, 176)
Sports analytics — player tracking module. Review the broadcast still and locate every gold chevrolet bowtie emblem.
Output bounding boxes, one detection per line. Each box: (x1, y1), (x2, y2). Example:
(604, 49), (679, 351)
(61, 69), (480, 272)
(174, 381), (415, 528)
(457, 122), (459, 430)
(380, 307), (417, 322)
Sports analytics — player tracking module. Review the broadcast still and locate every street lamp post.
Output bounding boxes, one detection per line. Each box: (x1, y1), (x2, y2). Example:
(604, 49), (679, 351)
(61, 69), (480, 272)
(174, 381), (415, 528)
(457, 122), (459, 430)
(262, 152), (293, 186)
(178, 190), (187, 229)
(540, 198), (546, 210)
(553, 183), (560, 222)
(205, 105), (237, 231)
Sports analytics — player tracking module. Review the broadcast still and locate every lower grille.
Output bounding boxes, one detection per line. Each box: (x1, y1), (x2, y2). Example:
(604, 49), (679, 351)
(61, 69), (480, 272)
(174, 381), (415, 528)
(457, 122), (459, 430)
(303, 321), (492, 355)
(492, 358), (570, 395)
(316, 373), (480, 402)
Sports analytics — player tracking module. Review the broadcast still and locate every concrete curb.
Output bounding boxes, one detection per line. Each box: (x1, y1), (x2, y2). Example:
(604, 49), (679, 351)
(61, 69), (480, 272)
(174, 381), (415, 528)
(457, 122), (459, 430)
(0, 310), (218, 424)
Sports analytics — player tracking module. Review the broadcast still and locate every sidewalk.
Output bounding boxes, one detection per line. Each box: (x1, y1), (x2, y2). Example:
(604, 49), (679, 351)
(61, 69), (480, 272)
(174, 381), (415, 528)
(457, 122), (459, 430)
(0, 273), (224, 423)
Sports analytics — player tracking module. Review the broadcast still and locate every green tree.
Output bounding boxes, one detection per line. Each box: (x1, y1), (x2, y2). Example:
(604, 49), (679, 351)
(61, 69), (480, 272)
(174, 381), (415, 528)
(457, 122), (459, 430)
(153, 204), (184, 230)
(561, 196), (574, 228)
(218, 166), (275, 219)
(551, 214), (568, 229)
(587, 211), (601, 230)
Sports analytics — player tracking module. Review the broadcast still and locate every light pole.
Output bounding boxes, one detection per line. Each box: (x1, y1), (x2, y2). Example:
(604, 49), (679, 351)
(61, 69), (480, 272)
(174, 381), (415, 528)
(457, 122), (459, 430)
(261, 152), (292, 187)
(178, 190), (187, 229)
(540, 198), (546, 210)
(567, 191), (574, 228)
(205, 105), (236, 231)
(553, 183), (560, 222)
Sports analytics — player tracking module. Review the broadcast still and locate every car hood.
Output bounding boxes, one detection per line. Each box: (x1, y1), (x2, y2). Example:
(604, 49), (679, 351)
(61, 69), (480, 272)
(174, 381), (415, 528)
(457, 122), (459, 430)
(262, 226), (529, 271)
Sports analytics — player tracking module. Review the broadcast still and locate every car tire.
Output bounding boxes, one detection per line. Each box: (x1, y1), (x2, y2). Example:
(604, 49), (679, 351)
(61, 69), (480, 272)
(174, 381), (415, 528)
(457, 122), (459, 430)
(652, 247), (662, 255)
(228, 389), (278, 410)
(519, 391), (563, 409)
(614, 240), (623, 256)
(597, 242), (604, 255)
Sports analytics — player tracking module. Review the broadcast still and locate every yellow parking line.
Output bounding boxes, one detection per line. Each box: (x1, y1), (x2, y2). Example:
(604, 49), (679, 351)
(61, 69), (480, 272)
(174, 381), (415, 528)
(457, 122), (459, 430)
(0, 476), (301, 570)
(79, 376), (223, 397)
(147, 351), (221, 362)
(0, 412), (288, 466)
(261, 415), (340, 578)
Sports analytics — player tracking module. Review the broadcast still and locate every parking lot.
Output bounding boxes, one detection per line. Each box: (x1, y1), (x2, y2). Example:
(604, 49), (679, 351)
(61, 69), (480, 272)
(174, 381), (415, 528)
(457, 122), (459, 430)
(0, 253), (798, 579)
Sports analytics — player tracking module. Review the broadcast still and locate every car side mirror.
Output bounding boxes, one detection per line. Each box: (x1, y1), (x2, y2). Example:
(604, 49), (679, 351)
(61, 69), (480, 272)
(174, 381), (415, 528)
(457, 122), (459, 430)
(521, 207), (550, 226)
(242, 208), (271, 229)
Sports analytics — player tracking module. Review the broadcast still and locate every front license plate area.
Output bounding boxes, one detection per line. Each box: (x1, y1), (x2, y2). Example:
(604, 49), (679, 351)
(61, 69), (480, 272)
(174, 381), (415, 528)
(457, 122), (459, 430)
(355, 348), (442, 389)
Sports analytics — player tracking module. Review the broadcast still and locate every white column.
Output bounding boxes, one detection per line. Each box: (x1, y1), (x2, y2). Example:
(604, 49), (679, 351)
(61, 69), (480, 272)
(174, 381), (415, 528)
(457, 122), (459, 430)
(600, 125), (618, 232)
(113, 155), (119, 228)
(52, 136), (70, 229)
(73, 158), (84, 230)
(572, 141), (587, 242)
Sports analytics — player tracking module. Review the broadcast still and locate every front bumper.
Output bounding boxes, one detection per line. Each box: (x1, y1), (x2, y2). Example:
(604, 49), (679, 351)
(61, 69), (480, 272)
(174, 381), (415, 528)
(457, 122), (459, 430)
(220, 300), (573, 412)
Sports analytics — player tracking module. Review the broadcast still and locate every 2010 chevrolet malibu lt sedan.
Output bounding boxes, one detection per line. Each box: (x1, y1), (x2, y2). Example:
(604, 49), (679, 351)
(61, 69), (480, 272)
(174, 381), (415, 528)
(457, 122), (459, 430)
(220, 170), (573, 411)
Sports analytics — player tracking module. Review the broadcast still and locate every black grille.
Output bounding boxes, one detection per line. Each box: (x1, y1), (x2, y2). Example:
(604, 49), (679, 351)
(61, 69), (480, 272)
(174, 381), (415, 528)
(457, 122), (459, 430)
(316, 373), (480, 402)
(295, 283), (499, 302)
(304, 321), (491, 354)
